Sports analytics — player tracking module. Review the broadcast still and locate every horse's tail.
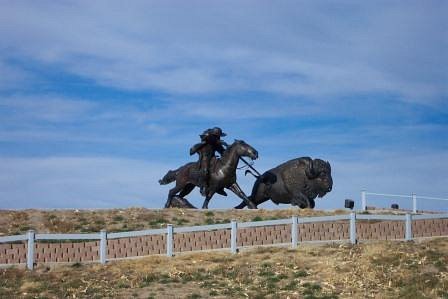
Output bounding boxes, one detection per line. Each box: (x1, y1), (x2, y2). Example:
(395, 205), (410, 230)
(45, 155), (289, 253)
(159, 170), (177, 185)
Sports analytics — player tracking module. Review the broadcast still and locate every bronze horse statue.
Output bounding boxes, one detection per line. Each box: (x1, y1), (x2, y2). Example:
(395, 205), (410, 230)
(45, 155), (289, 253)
(159, 140), (258, 209)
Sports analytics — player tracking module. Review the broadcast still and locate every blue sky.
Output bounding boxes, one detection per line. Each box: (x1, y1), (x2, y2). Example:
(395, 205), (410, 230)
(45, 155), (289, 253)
(0, 1), (447, 211)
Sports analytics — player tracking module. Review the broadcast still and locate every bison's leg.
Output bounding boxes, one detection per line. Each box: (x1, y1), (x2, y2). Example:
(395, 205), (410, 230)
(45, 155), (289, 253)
(291, 192), (312, 209)
(309, 198), (315, 209)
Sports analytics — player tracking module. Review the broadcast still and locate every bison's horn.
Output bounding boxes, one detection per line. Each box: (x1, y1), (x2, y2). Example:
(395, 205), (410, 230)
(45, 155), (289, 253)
(305, 159), (319, 179)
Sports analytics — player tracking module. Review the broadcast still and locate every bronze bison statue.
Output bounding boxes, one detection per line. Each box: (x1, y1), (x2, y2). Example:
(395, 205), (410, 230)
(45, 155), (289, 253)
(235, 157), (332, 209)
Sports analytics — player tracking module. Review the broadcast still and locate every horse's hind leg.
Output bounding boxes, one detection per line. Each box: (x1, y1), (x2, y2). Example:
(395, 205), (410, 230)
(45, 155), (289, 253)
(235, 196), (269, 209)
(234, 180), (266, 209)
(202, 195), (212, 209)
(164, 185), (184, 208)
(228, 182), (257, 209)
(234, 201), (247, 209)
(179, 184), (195, 198)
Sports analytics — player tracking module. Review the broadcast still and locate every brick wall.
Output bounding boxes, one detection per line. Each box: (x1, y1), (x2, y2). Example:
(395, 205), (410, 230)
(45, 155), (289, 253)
(174, 230), (230, 252)
(1, 217), (447, 266)
(108, 235), (166, 259)
(413, 219), (448, 238)
(35, 241), (99, 263)
(299, 221), (349, 242)
(238, 225), (290, 247)
(0, 243), (27, 264)
(357, 220), (405, 240)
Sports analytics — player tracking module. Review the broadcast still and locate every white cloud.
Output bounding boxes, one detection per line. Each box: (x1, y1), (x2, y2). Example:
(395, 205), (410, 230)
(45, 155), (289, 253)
(0, 1), (446, 212)
(0, 95), (97, 123)
(0, 1), (445, 100)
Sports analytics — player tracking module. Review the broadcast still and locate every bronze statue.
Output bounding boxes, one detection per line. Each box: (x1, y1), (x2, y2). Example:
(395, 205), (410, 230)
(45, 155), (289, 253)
(160, 139), (258, 209)
(165, 195), (197, 209)
(235, 157), (333, 209)
(190, 127), (228, 196)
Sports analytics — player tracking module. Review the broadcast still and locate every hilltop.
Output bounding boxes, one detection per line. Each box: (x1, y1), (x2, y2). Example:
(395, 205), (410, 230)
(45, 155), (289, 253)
(0, 208), (349, 236)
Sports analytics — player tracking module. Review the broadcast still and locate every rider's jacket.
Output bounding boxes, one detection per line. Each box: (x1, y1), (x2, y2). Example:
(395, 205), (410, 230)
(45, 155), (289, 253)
(190, 127), (227, 173)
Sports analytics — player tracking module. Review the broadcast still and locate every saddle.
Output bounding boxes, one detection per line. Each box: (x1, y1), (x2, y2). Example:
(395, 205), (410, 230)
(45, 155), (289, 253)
(193, 156), (218, 174)
(192, 156), (227, 196)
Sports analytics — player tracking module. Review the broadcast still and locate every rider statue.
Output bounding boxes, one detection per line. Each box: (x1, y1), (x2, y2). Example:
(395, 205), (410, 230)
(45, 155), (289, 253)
(190, 127), (228, 196)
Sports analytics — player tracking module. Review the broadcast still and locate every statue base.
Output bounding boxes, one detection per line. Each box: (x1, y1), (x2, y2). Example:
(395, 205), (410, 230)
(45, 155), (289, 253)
(166, 196), (197, 209)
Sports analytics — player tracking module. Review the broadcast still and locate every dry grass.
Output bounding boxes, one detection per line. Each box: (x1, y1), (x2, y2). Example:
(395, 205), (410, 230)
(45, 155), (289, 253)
(1, 238), (448, 298)
(0, 208), (349, 236)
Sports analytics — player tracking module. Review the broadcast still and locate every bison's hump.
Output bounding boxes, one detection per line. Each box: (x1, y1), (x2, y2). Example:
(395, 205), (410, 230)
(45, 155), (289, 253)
(271, 157), (311, 171)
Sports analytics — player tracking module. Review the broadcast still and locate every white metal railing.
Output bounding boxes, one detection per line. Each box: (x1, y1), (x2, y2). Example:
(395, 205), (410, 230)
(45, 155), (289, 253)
(361, 190), (448, 213)
(1, 212), (448, 270)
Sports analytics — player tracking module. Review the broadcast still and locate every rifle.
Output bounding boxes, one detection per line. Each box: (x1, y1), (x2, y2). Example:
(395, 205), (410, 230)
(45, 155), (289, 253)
(222, 141), (261, 178)
(239, 157), (261, 178)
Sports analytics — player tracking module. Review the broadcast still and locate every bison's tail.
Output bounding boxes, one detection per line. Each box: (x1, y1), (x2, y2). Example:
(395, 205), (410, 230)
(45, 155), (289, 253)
(244, 169), (259, 178)
(159, 170), (177, 185)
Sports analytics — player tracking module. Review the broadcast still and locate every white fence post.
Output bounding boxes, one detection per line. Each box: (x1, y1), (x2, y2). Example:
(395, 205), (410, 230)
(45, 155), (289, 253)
(361, 190), (366, 211)
(166, 224), (174, 257)
(412, 193), (417, 214)
(231, 220), (238, 254)
(405, 213), (412, 241)
(291, 216), (298, 249)
(350, 212), (356, 244)
(100, 229), (107, 264)
(27, 230), (35, 270)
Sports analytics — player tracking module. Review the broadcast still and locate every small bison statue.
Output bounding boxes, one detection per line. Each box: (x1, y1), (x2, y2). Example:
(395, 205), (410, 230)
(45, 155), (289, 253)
(235, 157), (332, 209)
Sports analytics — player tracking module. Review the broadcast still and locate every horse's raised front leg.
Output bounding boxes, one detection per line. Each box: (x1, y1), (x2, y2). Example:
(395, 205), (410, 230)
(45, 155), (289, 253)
(228, 183), (257, 209)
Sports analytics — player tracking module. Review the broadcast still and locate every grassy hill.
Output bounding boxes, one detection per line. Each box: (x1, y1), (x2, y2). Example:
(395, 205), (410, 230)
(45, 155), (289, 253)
(1, 238), (447, 298)
(1, 208), (447, 298)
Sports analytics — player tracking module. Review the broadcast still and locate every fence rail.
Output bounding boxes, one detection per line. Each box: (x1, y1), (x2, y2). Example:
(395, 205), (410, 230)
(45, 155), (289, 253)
(356, 214), (404, 221)
(174, 223), (232, 233)
(238, 218), (291, 228)
(35, 233), (100, 240)
(107, 228), (166, 239)
(0, 235), (28, 243)
(1, 212), (448, 270)
(361, 191), (448, 213)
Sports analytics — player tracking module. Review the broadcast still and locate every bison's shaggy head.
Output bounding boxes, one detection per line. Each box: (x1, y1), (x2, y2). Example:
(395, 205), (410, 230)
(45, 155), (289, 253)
(305, 158), (333, 198)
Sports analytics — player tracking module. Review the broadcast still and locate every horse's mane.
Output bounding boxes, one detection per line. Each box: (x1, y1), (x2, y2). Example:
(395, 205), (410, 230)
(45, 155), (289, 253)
(221, 140), (243, 160)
